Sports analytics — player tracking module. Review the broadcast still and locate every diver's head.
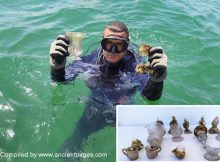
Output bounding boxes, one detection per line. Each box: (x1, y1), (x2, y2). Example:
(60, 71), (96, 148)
(101, 21), (130, 63)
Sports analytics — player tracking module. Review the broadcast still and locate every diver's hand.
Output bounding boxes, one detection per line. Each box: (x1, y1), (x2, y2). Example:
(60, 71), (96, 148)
(49, 35), (70, 69)
(148, 46), (168, 82)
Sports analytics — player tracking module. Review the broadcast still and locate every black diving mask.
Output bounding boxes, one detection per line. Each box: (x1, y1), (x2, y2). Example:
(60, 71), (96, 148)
(101, 35), (129, 54)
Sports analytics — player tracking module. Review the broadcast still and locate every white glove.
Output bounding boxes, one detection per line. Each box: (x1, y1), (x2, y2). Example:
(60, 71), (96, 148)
(148, 46), (168, 82)
(49, 35), (70, 69)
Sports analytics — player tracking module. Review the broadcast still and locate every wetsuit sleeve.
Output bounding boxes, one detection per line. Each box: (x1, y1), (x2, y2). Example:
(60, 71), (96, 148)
(142, 79), (163, 101)
(50, 66), (66, 82)
(124, 50), (164, 101)
(125, 62), (164, 101)
(50, 63), (81, 83)
(50, 49), (99, 82)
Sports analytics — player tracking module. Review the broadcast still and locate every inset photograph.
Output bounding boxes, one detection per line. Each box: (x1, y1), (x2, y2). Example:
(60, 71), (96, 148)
(117, 105), (220, 161)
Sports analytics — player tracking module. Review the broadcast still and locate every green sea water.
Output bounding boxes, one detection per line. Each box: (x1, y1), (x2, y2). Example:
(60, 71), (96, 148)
(0, 0), (220, 162)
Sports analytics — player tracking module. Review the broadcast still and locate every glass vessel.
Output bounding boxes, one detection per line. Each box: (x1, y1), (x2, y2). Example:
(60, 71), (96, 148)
(145, 145), (161, 159)
(172, 145), (185, 159)
(216, 133), (220, 141)
(122, 146), (139, 161)
(170, 124), (184, 142)
(203, 144), (220, 161)
(145, 120), (166, 159)
(147, 120), (166, 146)
(194, 117), (208, 144)
(65, 32), (86, 60)
(131, 139), (143, 151)
(182, 118), (192, 134)
(209, 116), (220, 134)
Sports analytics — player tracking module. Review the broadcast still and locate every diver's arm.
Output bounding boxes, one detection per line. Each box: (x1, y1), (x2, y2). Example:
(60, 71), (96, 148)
(50, 51), (99, 82)
(49, 35), (69, 82)
(49, 35), (70, 82)
(50, 66), (66, 82)
(50, 44), (100, 82)
(141, 47), (168, 101)
(142, 79), (164, 101)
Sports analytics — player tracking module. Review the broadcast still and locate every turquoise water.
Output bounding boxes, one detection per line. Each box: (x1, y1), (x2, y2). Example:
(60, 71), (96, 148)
(1, 0), (220, 162)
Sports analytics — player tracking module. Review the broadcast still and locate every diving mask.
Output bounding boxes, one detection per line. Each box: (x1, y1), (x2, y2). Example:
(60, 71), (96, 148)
(101, 35), (129, 54)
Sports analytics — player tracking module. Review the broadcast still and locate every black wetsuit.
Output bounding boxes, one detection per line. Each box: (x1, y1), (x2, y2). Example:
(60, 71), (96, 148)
(51, 47), (164, 156)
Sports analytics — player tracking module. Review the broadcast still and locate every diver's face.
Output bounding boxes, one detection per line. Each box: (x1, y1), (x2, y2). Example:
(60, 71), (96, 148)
(102, 28), (129, 63)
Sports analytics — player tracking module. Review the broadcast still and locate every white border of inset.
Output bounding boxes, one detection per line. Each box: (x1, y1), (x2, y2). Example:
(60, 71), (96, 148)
(116, 105), (220, 162)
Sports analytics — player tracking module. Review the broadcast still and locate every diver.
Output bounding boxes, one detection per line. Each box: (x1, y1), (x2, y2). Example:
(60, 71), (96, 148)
(49, 21), (168, 159)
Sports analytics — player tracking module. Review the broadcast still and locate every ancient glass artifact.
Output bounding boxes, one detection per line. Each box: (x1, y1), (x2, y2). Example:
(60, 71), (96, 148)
(194, 116), (208, 144)
(65, 32), (86, 60)
(121, 139), (143, 161)
(139, 44), (152, 56)
(172, 145), (185, 159)
(145, 119), (166, 159)
(203, 144), (220, 161)
(199, 116), (206, 125)
(131, 139), (143, 151)
(135, 44), (160, 75)
(145, 145), (161, 159)
(122, 146), (139, 161)
(147, 119), (166, 146)
(182, 118), (192, 134)
(209, 116), (220, 134)
(216, 133), (220, 141)
(168, 116), (178, 134)
(170, 123), (184, 142)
